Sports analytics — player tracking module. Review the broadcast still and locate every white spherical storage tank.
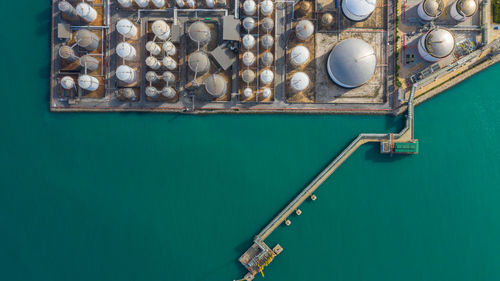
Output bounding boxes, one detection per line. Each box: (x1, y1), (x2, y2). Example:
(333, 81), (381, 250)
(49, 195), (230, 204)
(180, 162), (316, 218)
(243, 17), (256, 32)
(261, 0), (274, 16)
(146, 71), (160, 82)
(242, 69), (256, 83)
(260, 69), (274, 85)
(242, 52), (256, 66)
(146, 86), (159, 98)
(261, 17), (275, 33)
(327, 38), (377, 88)
(61, 76), (75, 90)
(116, 65), (137, 83)
(116, 42), (137, 61)
(117, 19), (138, 38)
(163, 71), (176, 83)
(162, 87), (176, 98)
(261, 34), (274, 50)
(206, 0), (215, 8)
(146, 56), (162, 70)
(78, 75), (99, 91)
(450, 0), (477, 21)
(261, 88), (272, 98)
(290, 72), (310, 92)
(261, 52), (274, 66)
(242, 35), (256, 50)
(290, 45), (310, 66)
(152, 20), (171, 40)
(342, 0), (377, 21)
(146, 41), (162, 56)
(76, 3), (97, 23)
(243, 88), (253, 99)
(162, 42), (177, 56)
(417, 0), (444, 21)
(162, 57), (177, 70)
(176, 0), (185, 8)
(135, 0), (150, 8)
(243, 0), (257, 16)
(295, 20), (314, 41)
(118, 0), (133, 8)
(417, 28), (455, 62)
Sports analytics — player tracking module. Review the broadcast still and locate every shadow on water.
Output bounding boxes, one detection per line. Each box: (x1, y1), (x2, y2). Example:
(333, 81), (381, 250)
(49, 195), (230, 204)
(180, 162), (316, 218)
(36, 7), (52, 36)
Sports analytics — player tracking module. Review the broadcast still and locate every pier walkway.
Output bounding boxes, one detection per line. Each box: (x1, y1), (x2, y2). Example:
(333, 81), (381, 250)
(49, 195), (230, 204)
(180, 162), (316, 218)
(238, 87), (417, 280)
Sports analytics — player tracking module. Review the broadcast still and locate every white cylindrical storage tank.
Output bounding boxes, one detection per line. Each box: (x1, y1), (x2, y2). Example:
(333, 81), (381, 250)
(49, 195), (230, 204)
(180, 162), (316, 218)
(262, 88), (272, 98)
(176, 0), (185, 7)
(242, 35), (256, 49)
(75, 29), (100, 51)
(188, 21), (211, 45)
(146, 86), (160, 98)
(450, 0), (477, 21)
(162, 41), (177, 56)
(123, 88), (137, 100)
(216, 0), (228, 7)
(243, 0), (257, 16)
(186, 0), (195, 8)
(206, 0), (215, 8)
(290, 45), (310, 66)
(188, 51), (210, 74)
(242, 69), (256, 83)
(79, 55), (100, 72)
(242, 52), (256, 66)
(146, 41), (162, 56)
(117, 19), (138, 38)
(261, 52), (274, 66)
(162, 87), (176, 98)
(78, 75), (99, 91)
(146, 56), (162, 70)
(135, 0), (150, 8)
(260, 69), (274, 85)
(58, 1), (78, 19)
(116, 42), (137, 60)
(152, 0), (165, 8)
(417, 0), (444, 21)
(327, 38), (376, 88)
(204, 74), (228, 97)
(242, 87), (253, 99)
(261, 34), (274, 49)
(76, 3), (97, 23)
(116, 65), (137, 83)
(418, 28), (455, 62)
(145, 71), (160, 82)
(261, 17), (275, 33)
(342, 0), (377, 21)
(290, 72), (310, 92)
(242, 17), (256, 32)
(58, 45), (79, 62)
(261, 0), (274, 16)
(162, 57), (177, 70)
(117, 0), (133, 8)
(152, 20), (171, 40)
(163, 71), (176, 83)
(61, 76), (75, 90)
(295, 20), (314, 41)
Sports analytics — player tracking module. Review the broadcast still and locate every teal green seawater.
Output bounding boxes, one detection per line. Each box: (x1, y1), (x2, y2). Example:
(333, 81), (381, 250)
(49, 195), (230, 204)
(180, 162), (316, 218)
(1, 2), (500, 281)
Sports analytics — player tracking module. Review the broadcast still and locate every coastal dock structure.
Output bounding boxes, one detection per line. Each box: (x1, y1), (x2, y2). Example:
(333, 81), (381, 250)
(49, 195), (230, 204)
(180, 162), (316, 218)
(238, 86), (418, 280)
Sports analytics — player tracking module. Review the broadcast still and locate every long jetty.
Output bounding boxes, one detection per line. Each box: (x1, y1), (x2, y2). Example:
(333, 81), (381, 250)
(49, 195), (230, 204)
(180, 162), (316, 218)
(237, 87), (417, 281)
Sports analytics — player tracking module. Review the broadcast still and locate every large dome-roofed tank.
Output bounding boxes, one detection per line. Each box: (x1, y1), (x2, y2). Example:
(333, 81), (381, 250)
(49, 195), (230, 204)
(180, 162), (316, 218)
(450, 0), (477, 21)
(295, 20), (314, 41)
(417, 28), (455, 62)
(188, 51), (210, 74)
(417, 0), (444, 21)
(327, 38), (377, 88)
(188, 21), (211, 45)
(204, 74), (228, 97)
(342, 0), (377, 22)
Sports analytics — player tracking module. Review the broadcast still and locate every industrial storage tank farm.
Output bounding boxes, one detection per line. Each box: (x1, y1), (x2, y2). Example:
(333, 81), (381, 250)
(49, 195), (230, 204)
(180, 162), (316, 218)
(50, 0), (500, 114)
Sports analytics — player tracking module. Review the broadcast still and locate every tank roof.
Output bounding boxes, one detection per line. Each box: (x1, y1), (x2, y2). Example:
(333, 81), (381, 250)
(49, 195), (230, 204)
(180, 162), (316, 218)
(188, 21), (211, 44)
(423, 0), (444, 17)
(204, 74), (227, 97)
(343, 0), (377, 18)
(424, 28), (455, 58)
(457, 0), (477, 17)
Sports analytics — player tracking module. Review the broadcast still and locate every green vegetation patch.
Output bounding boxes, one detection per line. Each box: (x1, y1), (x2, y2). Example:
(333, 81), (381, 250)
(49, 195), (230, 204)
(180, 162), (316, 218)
(493, 0), (500, 23)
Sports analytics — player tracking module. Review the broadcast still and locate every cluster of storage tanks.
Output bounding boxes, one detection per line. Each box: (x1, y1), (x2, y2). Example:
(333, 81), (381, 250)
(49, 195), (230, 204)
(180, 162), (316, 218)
(57, 1), (103, 94)
(117, 0), (228, 9)
(240, 0), (276, 100)
(416, 0), (478, 62)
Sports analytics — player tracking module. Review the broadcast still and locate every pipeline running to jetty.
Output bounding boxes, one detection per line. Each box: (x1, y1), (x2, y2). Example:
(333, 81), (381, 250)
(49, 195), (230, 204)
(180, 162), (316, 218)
(236, 87), (418, 281)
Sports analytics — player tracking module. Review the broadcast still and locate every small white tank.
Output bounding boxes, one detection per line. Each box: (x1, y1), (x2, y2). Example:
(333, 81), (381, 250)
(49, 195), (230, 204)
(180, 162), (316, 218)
(242, 35), (256, 49)
(123, 88), (137, 100)
(162, 57), (177, 70)
(58, 1), (78, 19)
(261, 52), (274, 66)
(116, 42), (137, 60)
(58, 45), (79, 62)
(242, 69), (256, 83)
(243, 88), (253, 99)
(79, 55), (100, 72)
(205, 0), (215, 8)
(295, 20), (314, 41)
(78, 75), (99, 91)
(290, 45), (310, 66)
(262, 88), (272, 98)
(117, 19), (138, 38)
(261, 17), (274, 33)
(135, 0), (149, 8)
(146, 86), (160, 98)
(146, 56), (162, 70)
(76, 3), (97, 23)
(176, 0), (185, 7)
(152, 0), (165, 8)
(290, 72), (310, 92)
(116, 65), (137, 83)
(162, 87), (176, 98)
(61, 76), (75, 90)
(163, 71), (176, 83)
(243, 0), (257, 16)
(260, 69), (274, 85)
(152, 20), (170, 40)
(75, 29), (100, 51)
(186, 0), (195, 8)
(261, 35), (274, 50)
(117, 0), (133, 8)
(162, 41), (177, 56)
(146, 41), (162, 56)
(261, 0), (274, 16)
(145, 71), (160, 82)
(242, 52), (256, 66)
(242, 17), (256, 32)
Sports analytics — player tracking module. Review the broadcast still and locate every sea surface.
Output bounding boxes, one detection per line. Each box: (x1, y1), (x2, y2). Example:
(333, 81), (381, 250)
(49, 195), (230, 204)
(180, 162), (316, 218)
(1, 2), (500, 281)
